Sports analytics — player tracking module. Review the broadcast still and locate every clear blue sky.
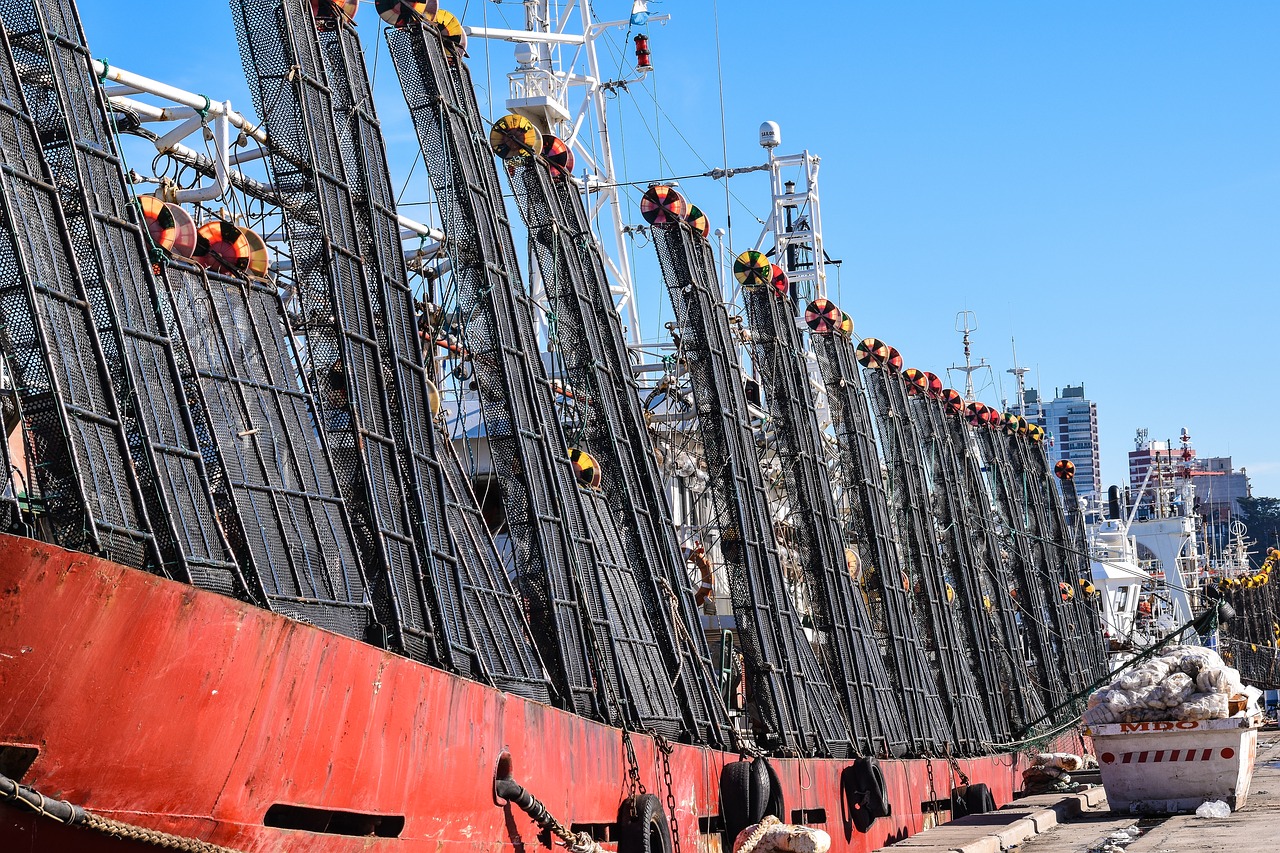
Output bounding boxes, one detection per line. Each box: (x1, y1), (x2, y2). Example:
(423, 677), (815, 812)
(81, 2), (1280, 500)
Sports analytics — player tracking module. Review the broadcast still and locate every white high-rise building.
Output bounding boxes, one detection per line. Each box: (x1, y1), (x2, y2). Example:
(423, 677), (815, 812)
(1013, 384), (1101, 503)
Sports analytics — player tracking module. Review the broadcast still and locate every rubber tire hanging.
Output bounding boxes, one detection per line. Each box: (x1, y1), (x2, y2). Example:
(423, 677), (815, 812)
(617, 794), (673, 853)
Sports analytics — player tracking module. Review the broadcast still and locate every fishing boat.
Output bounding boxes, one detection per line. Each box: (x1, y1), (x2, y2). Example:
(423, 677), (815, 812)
(0, 2), (1123, 851)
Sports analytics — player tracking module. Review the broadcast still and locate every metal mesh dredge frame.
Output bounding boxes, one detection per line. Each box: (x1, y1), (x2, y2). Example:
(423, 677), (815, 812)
(0, 18), (154, 570)
(507, 152), (727, 741)
(3, 0), (248, 595)
(809, 331), (952, 755)
(318, 16), (550, 699)
(232, 0), (444, 664)
(651, 218), (852, 758)
(743, 284), (907, 756)
(388, 17), (690, 731)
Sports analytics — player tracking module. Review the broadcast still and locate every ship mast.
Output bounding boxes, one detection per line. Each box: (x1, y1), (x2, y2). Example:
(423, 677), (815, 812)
(948, 310), (990, 402)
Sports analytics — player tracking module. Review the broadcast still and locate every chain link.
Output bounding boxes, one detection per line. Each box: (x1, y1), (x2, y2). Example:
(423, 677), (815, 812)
(622, 727), (646, 818)
(924, 756), (937, 822)
(655, 735), (682, 853)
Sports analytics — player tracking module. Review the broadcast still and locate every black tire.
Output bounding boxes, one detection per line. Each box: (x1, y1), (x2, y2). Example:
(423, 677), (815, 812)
(749, 756), (772, 821)
(950, 785), (970, 820)
(964, 783), (996, 815)
(618, 794), (673, 853)
(840, 765), (873, 834)
(851, 758), (890, 819)
(760, 757), (785, 821)
(720, 761), (755, 847)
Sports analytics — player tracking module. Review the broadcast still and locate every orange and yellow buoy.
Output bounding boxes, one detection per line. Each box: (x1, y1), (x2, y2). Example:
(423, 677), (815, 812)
(194, 220), (251, 274)
(732, 249), (771, 287)
(640, 184), (687, 226)
(490, 114), (541, 159)
(376, 0), (436, 28)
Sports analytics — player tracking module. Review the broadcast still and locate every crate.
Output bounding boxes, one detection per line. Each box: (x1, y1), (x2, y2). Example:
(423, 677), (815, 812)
(1089, 716), (1259, 813)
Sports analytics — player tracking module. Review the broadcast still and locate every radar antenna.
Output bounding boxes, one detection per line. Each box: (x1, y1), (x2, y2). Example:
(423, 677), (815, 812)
(948, 310), (991, 402)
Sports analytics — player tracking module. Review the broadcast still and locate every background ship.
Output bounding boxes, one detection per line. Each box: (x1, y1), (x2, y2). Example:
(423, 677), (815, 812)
(3, 0), (1253, 850)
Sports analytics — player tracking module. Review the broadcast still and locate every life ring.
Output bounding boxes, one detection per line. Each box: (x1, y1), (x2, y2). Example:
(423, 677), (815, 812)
(617, 794), (672, 853)
(686, 546), (714, 606)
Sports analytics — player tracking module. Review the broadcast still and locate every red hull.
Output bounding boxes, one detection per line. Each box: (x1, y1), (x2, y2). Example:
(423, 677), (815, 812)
(0, 534), (1068, 852)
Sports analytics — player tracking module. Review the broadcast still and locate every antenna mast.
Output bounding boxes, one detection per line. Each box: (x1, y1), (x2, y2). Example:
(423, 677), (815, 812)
(949, 310), (990, 402)
(1007, 337), (1030, 412)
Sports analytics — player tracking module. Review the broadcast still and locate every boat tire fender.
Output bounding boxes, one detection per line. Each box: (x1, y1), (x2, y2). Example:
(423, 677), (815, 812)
(719, 760), (763, 845)
(842, 757), (890, 832)
(618, 794), (673, 853)
(964, 782), (995, 815)
(761, 757), (785, 821)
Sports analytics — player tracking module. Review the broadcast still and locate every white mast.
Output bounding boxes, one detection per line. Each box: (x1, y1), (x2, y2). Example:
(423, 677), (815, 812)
(468, 1), (668, 345)
(948, 310), (990, 402)
(755, 121), (828, 306)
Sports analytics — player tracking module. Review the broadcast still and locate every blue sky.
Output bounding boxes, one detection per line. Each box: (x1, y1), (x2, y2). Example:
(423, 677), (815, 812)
(81, 2), (1280, 501)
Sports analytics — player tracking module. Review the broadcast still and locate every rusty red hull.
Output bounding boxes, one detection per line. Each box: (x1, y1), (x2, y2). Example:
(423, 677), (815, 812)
(0, 534), (1065, 853)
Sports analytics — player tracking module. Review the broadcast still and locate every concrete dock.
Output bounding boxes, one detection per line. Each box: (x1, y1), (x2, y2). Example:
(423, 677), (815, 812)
(877, 729), (1280, 853)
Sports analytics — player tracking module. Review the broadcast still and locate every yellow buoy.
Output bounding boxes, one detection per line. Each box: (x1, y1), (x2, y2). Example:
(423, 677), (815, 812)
(490, 114), (542, 159)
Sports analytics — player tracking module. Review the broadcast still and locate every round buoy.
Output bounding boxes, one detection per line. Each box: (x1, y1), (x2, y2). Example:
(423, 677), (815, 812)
(838, 312), (854, 338)
(844, 547), (860, 582)
(162, 203), (199, 258)
(769, 264), (789, 298)
(964, 401), (989, 427)
(490, 114), (541, 159)
(242, 227), (270, 278)
(732, 249), (771, 287)
(900, 571), (911, 592)
(194, 220), (251, 274)
(924, 372), (943, 399)
(946, 583), (956, 604)
(885, 346), (903, 373)
(983, 594), (993, 612)
(984, 407), (1003, 429)
(856, 337), (890, 369)
(1027, 423), (1045, 442)
(434, 9), (468, 53)
(640, 185), (686, 226)
(1054, 459), (1075, 480)
(903, 368), (929, 396)
(1059, 581), (1074, 602)
(941, 388), (964, 414)
(1003, 412), (1021, 435)
(312, 0), (358, 24)
(377, 0), (436, 27)
(804, 298), (841, 334)
(138, 195), (178, 252)
(684, 204), (710, 239)
(568, 447), (601, 489)
(539, 134), (574, 180)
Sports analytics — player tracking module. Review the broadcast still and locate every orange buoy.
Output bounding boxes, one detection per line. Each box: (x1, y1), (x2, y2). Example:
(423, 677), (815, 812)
(844, 547), (860, 583)
(684, 204), (710, 239)
(964, 401), (990, 428)
(194, 220), (251, 274)
(376, 0), (436, 28)
(769, 264), (789, 298)
(568, 447), (601, 489)
(885, 346), (903, 373)
(311, 0), (358, 25)
(903, 368), (929, 396)
(138, 195), (176, 252)
(856, 338), (890, 369)
(941, 388), (964, 414)
(434, 9), (468, 54)
(1054, 459), (1075, 480)
(542, 134), (575, 180)
(923, 371), (943, 399)
(838, 312), (854, 338)
(804, 299), (841, 335)
(640, 185), (687, 226)
(242, 227), (270, 278)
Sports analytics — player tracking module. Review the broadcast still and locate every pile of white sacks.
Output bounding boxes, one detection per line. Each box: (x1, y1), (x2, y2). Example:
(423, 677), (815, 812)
(1084, 645), (1262, 726)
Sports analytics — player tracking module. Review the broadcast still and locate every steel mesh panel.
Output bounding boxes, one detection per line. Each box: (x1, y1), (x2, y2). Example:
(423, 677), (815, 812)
(648, 220), (851, 757)
(167, 259), (375, 639)
(1221, 577), (1280, 688)
(0, 23), (154, 567)
(1002, 433), (1095, 695)
(230, 0), (443, 664)
(974, 427), (1073, 711)
(905, 393), (1015, 744)
(862, 369), (992, 753)
(388, 18), (679, 725)
(505, 154), (729, 743)
(317, 20), (548, 699)
(1024, 439), (1109, 684)
(809, 332), (951, 754)
(0, 0), (248, 594)
(917, 400), (1045, 736)
(743, 287), (907, 756)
